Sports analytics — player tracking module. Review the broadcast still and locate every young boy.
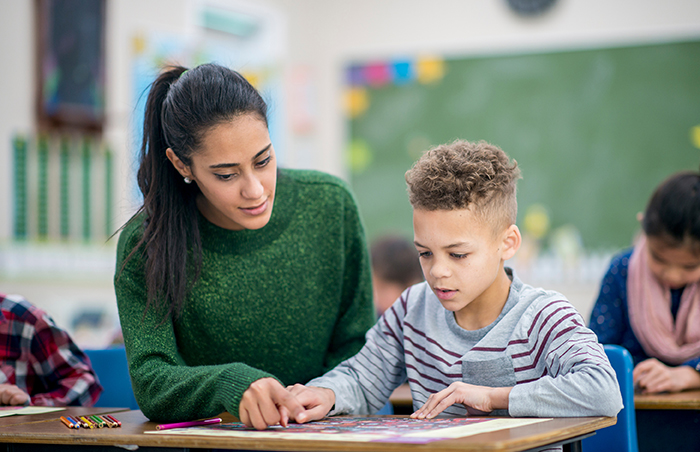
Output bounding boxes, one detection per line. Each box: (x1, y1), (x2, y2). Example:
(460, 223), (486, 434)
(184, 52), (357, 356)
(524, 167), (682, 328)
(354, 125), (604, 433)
(287, 140), (622, 423)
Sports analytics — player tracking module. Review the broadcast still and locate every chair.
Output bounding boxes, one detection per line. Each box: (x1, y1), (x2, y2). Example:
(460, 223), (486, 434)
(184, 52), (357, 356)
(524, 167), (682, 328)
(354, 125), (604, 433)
(582, 344), (639, 452)
(84, 346), (140, 410)
(376, 400), (394, 415)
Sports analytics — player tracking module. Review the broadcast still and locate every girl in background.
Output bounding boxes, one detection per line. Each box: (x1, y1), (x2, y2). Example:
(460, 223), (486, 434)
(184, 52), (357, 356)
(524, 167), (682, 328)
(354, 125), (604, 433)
(590, 168), (700, 394)
(114, 63), (374, 428)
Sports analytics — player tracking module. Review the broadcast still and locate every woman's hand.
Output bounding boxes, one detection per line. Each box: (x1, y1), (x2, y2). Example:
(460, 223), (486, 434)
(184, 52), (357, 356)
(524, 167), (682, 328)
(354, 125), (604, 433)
(633, 359), (700, 394)
(410, 382), (511, 419)
(286, 384), (335, 423)
(0, 384), (30, 406)
(239, 378), (305, 430)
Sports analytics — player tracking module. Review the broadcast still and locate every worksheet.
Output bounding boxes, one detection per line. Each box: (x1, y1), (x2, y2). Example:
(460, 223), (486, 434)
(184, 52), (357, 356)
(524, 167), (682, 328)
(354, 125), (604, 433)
(147, 416), (550, 443)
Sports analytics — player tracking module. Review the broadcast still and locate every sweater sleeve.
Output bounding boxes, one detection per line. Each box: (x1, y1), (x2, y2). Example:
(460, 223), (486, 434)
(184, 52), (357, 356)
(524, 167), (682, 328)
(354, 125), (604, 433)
(509, 302), (623, 417)
(308, 292), (408, 415)
(114, 222), (277, 422)
(322, 185), (375, 371)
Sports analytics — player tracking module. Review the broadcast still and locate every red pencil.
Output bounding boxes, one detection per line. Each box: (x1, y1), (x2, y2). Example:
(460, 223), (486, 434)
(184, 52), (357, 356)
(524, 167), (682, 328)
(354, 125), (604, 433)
(105, 414), (121, 427)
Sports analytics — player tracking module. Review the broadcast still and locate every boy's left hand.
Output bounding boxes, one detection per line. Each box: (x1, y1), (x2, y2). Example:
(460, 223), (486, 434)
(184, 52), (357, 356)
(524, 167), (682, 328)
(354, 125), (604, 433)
(285, 384), (335, 424)
(411, 382), (511, 419)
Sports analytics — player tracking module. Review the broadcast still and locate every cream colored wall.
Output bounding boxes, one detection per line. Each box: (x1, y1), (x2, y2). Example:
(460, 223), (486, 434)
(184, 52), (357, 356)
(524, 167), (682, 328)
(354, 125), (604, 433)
(1, 0), (700, 336)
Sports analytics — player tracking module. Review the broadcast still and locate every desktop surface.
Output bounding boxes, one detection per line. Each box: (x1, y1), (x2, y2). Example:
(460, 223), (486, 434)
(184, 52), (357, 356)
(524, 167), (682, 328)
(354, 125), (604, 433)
(0, 408), (615, 452)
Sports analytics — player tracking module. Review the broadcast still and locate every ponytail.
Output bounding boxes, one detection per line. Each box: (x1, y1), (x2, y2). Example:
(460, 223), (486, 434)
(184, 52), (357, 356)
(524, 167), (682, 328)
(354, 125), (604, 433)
(121, 66), (201, 320)
(119, 63), (268, 320)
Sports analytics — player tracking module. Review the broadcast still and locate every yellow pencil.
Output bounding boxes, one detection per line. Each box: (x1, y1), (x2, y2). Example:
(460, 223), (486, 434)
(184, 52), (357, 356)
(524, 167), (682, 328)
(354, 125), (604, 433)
(80, 416), (96, 429)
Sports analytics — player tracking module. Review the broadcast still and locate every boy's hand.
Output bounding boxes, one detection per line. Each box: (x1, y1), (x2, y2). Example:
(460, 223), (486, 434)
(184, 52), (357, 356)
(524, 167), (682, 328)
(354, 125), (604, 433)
(0, 384), (30, 406)
(239, 378), (306, 430)
(285, 384), (335, 424)
(410, 382), (511, 419)
(633, 359), (700, 394)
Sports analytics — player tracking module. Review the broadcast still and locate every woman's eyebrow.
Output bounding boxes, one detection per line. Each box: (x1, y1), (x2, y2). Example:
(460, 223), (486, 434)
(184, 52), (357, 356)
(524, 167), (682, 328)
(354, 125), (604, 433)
(209, 144), (272, 169)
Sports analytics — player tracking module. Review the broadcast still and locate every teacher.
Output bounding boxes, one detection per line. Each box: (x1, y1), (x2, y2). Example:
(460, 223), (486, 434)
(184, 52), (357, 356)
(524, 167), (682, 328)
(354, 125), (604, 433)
(114, 63), (374, 429)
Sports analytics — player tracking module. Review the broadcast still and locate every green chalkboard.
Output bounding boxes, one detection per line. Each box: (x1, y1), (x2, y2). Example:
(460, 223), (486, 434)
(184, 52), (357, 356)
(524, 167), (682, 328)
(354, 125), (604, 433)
(347, 40), (700, 251)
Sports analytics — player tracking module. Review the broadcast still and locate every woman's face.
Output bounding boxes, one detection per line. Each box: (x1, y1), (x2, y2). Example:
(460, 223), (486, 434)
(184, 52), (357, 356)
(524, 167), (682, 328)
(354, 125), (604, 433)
(174, 114), (277, 231)
(645, 236), (700, 289)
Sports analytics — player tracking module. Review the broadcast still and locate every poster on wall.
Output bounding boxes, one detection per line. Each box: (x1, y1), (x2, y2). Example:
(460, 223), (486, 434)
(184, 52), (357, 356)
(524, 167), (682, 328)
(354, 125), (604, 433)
(128, 1), (287, 209)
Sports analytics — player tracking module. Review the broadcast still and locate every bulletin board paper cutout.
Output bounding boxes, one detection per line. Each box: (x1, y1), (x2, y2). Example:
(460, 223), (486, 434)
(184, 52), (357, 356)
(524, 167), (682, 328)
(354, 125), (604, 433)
(146, 416), (549, 443)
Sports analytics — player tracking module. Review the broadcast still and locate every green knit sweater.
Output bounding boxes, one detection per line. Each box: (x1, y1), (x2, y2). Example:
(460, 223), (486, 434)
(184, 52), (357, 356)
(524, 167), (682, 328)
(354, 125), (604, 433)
(114, 169), (375, 422)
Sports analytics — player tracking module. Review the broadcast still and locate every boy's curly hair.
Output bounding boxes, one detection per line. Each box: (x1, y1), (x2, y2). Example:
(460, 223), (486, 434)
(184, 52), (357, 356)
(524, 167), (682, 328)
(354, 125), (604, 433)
(405, 140), (521, 231)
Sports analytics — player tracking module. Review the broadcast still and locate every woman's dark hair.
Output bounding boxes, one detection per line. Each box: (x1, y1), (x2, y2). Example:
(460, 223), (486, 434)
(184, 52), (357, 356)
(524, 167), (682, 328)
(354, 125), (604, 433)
(120, 63), (268, 319)
(642, 168), (700, 254)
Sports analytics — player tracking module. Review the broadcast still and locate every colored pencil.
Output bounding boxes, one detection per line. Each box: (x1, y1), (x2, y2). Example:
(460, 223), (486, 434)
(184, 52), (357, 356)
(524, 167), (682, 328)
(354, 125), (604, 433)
(90, 414), (106, 428)
(98, 415), (117, 427)
(80, 416), (96, 429)
(66, 416), (81, 429)
(60, 416), (75, 429)
(75, 416), (90, 428)
(105, 414), (121, 427)
(156, 417), (222, 431)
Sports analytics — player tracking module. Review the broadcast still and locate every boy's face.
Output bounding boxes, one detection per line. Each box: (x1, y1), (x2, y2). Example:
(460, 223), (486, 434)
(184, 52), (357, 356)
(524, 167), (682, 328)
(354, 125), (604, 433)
(413, 207), (520, 330)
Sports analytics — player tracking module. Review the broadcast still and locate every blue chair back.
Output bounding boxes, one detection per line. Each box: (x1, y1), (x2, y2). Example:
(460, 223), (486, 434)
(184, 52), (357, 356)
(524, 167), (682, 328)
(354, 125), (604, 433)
(582, 344), (638, 452)
(84, 347), (139, 410)
(376, 401), (394, 415)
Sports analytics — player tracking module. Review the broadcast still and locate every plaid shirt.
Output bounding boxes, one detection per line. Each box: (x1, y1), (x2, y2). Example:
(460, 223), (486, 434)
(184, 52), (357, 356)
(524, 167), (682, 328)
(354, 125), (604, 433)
(0, 293), (102, 406)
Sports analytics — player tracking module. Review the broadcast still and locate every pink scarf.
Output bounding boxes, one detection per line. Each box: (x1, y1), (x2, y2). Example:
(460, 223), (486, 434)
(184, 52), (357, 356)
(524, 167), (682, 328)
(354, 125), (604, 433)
(627, 235), (700, 365)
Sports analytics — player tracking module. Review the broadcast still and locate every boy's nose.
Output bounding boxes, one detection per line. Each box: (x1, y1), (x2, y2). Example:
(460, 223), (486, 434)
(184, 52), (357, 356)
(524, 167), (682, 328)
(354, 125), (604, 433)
(430, 260), (450, 279)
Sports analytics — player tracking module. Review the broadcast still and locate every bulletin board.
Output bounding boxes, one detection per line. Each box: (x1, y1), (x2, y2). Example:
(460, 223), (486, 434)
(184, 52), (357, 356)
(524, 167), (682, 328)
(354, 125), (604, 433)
(346, 40), (700, 251)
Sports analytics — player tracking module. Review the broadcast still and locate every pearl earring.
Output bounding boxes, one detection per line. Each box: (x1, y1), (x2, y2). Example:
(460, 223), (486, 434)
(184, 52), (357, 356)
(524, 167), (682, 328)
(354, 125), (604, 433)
(184, 176), (192, 184)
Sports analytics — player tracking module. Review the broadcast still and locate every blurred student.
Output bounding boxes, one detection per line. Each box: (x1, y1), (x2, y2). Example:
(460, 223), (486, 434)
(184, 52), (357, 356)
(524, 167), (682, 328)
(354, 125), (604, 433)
(370, 235), (423, 316)
(590, 169), (700, 394)
(0, 293), (102, 406)
(280, 140), (622, 427)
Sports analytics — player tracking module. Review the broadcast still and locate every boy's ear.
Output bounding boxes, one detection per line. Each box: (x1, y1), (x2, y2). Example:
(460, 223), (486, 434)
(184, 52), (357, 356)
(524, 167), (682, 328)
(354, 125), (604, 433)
(166, 148), (192, 179)
(501, 224), (521, 261)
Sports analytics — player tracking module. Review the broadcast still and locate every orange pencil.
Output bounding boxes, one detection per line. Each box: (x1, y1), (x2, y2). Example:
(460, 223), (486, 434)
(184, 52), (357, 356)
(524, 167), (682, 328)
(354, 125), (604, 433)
(98, 415), (116, 427)
(60, 416), (75, 429)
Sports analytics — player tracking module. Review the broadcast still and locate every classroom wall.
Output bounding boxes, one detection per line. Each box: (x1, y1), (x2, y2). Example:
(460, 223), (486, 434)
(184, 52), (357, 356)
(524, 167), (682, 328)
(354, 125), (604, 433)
(1, 0), (699, 337)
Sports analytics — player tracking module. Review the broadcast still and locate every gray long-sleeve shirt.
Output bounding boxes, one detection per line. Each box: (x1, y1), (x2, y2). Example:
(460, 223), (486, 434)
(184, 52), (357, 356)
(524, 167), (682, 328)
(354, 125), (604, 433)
(309, 269), (623, 418)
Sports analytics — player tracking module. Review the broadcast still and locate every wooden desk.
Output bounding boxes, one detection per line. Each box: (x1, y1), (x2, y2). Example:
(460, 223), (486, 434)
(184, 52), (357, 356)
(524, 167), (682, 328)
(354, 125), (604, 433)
(0, 408), (614, 452)
(634, 389), (700, 452)
(634, 388), (700, 410)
